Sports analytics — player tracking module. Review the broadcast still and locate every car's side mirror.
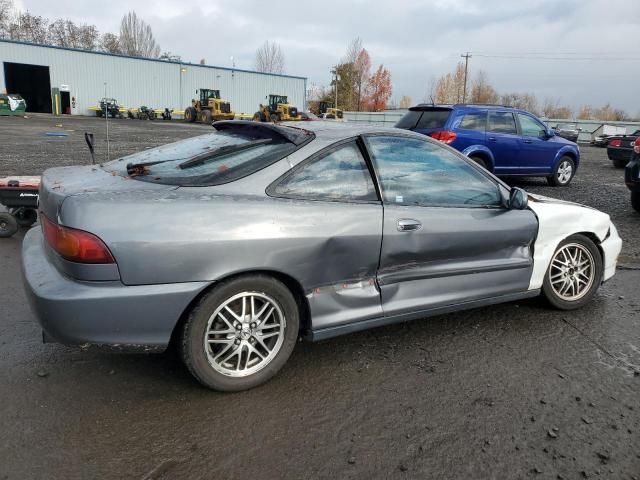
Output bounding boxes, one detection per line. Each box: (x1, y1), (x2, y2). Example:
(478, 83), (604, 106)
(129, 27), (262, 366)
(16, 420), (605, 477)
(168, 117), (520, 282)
(546, 129), (555, 138)
(508, 187), (528, 210)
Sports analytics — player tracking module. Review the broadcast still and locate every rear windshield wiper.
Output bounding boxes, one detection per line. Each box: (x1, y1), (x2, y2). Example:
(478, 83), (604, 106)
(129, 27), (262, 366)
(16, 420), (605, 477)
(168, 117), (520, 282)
(126, 138), (273, 176)
(178, 138), (273, 170)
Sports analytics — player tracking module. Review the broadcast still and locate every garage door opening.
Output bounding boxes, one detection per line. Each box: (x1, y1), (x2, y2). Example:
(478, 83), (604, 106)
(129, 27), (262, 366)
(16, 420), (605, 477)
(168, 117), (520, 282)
(3, 62), (52, 113)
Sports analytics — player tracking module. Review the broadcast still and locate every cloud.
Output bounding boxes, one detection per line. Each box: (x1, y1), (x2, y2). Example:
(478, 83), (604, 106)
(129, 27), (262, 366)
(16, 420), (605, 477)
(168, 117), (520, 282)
(20, 0), (640, 113)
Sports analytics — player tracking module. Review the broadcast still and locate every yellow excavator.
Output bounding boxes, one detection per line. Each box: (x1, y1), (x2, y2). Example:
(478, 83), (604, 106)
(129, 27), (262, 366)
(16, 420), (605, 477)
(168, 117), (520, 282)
(185, 89), (235, 123)
(253, 94), (300, 122)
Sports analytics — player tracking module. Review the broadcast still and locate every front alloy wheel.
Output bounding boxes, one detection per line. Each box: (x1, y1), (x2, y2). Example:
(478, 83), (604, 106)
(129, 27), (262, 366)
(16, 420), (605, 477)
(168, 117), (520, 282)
(542, 234), (603, 310)
(547, 157), (575, 186)
(180, 275), (299, 391)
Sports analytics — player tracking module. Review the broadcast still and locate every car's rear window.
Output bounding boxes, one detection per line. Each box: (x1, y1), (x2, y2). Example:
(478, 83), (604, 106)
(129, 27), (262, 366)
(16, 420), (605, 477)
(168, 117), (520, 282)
(396, 109), (451, 130)
(109, 129), (302, 186)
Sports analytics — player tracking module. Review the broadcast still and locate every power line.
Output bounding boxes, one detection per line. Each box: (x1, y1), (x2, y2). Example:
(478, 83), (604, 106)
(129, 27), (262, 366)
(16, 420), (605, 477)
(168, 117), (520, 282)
(472, 53), (640, 61)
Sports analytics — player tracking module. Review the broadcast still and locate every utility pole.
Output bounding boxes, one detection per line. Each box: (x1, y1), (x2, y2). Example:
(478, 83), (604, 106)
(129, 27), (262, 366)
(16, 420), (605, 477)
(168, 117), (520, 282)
(461, 52), (472, 103)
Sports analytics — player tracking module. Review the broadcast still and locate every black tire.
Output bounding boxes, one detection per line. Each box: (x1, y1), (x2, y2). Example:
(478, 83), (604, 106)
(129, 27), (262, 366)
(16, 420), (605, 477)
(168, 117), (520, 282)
(612, 157), (628, 169)
(0, 212), (18, 238)
(547, 156), (575, 187)
(200, 109), (212, 124)
(179, 275), (299, 392)
(468, 155), (488, 170)
(185, 106), (197, 123)
(11, 208), (37, 227)
(542, 234), (603, 310)
(270, 113), (280, 123)
(252, 112), (263, 122)
(632, 191), (640, 213)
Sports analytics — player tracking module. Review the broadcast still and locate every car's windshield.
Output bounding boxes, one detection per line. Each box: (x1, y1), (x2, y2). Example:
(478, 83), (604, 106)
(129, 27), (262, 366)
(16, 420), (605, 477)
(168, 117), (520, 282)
(107, 130), (299, 186)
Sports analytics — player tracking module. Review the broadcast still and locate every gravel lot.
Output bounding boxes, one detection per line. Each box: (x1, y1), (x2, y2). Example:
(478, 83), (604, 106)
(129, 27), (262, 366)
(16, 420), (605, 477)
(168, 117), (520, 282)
(1, 114), (638, 479)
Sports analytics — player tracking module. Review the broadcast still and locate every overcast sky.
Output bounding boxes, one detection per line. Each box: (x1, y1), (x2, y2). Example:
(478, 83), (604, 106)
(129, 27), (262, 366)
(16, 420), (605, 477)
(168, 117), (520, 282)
(17, 0), (640, 114)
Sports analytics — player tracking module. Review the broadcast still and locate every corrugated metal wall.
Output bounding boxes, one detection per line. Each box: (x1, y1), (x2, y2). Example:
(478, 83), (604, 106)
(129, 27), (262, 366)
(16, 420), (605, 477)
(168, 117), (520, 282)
(0, 40), (306, 115)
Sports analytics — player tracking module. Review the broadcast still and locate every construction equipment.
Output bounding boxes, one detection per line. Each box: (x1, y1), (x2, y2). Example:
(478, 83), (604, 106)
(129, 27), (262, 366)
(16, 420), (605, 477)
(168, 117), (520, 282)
(319, 101), (344, 120)
(0, 94), (26, 116)
(253, 95), (300, 122)
(184, 89), (234, 123)
(0, 176), (40, 238)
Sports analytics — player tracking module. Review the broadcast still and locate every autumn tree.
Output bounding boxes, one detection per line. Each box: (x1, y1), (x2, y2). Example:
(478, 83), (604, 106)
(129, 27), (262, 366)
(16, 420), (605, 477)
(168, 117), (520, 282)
(434, 62), (466, 104)
(500, 92), (539, 115)
(119, 11), (160, 58)
(541, 98), (573, 119)
(469, 71), (499, 104)
(363, 64), (392, 111)
(577, 105), (592, 120)
(399, 96), (412, 109)
(593, 104), (627, 121)
(254, 40), (285, 74)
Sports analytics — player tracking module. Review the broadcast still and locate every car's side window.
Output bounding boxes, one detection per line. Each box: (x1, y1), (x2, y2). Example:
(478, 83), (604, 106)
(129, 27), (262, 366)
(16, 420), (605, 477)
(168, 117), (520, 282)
(518, 114), (547, 137)
(272, 142), (377, 202)
(458, 111), (487, 131)
(488, 112), (517, 135)
(366, 136), (502, 207)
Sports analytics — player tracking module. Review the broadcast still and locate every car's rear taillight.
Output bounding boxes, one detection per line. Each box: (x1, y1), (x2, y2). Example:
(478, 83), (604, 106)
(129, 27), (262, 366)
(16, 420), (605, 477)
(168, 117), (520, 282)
(634, 137), (640, 154)
(609, 139), (622, 147)
(41, 215), (115, 264)
(430, 131), (457, 144)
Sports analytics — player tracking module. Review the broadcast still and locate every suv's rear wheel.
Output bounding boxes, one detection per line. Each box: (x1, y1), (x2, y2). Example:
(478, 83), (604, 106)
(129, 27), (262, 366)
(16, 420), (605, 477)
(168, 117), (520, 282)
(468, 155), (488, 170)
(547, 156), (575, 186)
(180, 275), (299, 391)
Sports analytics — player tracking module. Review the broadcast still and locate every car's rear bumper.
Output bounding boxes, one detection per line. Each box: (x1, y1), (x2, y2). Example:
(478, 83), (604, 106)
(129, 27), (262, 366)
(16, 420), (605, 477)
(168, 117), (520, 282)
(625, 157), (640, 192)
(602, 223), (623, 282)
(21, 227), (209, 349)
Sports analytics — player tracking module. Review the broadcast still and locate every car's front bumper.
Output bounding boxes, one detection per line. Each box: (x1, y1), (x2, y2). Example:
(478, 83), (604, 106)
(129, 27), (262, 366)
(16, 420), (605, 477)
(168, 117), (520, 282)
(21, 227), (209, 350)
(602, 223), (623, 282)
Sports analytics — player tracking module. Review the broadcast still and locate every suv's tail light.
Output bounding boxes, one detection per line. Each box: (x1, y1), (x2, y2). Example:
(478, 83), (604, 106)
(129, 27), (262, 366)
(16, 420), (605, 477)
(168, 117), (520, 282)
(42, 215), (115, 264)
(430, 131), (457, 144)
(609, 139), (622, 147)
(634, 137), (640, 154)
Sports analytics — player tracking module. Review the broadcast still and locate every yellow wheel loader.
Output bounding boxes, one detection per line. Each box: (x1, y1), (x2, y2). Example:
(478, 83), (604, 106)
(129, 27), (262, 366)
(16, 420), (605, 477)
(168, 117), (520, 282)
(253, 95), (301, 122)
(184, 89), (235, 123)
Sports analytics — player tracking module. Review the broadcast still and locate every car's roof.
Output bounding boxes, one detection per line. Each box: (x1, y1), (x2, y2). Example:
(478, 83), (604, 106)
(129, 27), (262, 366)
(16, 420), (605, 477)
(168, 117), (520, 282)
(410, 103), (517, 111)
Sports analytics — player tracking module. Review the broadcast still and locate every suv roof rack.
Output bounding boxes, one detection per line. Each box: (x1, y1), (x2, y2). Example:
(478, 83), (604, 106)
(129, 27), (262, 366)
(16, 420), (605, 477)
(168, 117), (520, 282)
(452, 103), (513, 108)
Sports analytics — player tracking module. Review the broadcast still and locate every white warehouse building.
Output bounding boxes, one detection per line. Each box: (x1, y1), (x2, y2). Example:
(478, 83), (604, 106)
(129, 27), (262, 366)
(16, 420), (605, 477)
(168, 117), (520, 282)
(0, 39), (306, 116)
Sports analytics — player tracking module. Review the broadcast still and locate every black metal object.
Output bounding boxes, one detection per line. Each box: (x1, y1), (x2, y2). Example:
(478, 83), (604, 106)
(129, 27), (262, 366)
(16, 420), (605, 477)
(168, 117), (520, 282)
(84, 132), (95, 164)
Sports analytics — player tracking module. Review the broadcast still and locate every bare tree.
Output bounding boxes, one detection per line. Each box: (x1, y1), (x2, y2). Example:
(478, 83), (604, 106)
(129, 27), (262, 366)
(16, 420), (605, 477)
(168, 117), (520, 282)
(354, 48), (371, 111)
(254, 40), (285, 74)
(0, 0), (14, 38)
(469, 70), (499, 104)
(399, 95), (412, 109)
(100, 32), (121, 53)
(119, 11), (160, 58)
(424, 76), (437, 103)
(9, 11), (48, 43)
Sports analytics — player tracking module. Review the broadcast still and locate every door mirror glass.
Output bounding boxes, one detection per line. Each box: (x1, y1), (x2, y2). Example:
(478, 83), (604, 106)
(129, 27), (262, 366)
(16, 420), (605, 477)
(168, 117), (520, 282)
(508, 187), (528, 210)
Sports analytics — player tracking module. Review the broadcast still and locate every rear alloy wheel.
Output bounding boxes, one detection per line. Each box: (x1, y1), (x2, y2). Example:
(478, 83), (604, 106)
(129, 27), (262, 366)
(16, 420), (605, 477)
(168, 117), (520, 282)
(547, 156), (575, 186)
(180, 275), (299, 391)
(632, 191), (640, 213)
(468, 155), (488, 170)
(542, 234), (603, 310)
(0, 212), (18, 238)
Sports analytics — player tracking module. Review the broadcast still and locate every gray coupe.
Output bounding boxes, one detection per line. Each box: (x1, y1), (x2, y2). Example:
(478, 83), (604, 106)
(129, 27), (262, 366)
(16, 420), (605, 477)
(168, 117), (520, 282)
(22, 121), (622, 391)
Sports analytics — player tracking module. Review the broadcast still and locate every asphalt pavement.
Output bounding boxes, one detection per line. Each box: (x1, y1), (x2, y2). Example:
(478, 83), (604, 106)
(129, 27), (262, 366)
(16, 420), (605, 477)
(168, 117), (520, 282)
(0, 115), (638, 479)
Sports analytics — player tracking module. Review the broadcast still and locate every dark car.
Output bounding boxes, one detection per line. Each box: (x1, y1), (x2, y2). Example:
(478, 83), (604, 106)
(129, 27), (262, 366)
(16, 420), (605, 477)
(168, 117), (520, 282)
(553, 123), (582, 143)
(22, 121), (621, 391)
(607, 130), (640, 168)
(396, 104), (580, 186)
(625, 137), (640, 212)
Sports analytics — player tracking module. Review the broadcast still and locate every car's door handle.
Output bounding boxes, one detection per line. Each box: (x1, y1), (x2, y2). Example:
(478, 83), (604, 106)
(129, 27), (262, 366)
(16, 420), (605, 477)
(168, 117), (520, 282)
(523, 139), (533, 144)
(397, 219), (422, 232)
(488, 136), (497, 142)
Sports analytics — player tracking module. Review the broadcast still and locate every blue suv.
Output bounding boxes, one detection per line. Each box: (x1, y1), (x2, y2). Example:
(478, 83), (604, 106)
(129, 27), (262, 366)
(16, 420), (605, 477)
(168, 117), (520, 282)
(396, 104), (580, 186)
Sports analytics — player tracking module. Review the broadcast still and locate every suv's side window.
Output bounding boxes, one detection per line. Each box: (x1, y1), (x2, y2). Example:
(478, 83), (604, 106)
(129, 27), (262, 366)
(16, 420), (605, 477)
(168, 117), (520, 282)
(488, 112), (518, 135)
(458, 111), (487, 131)
(366, 136), (502, 207)
(518, 114), (547, 137)
(272, 142), (377, 202)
